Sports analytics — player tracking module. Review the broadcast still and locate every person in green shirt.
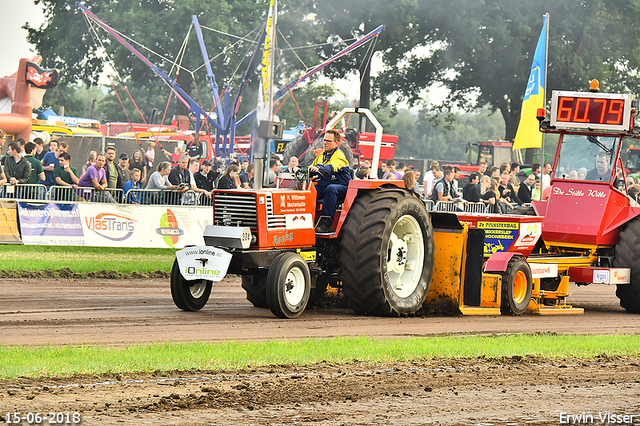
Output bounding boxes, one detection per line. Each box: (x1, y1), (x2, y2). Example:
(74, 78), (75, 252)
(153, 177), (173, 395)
(24, 142), (45, 184)
(52, 152), (80, 202)
(53, 152), (79, 187)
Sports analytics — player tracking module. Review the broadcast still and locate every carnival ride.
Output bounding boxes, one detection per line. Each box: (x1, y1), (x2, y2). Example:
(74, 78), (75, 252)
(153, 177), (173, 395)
(75, 2), (385, 164)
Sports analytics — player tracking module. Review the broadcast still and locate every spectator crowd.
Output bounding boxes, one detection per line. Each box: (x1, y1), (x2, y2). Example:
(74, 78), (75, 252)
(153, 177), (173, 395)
(2, 129), (640, 211)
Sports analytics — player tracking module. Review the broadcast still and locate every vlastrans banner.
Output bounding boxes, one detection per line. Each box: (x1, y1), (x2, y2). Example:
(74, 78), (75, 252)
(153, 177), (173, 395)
(18, 202), (85, 245)
(77, 204), (210, 248)
(0, 200), (21, 243)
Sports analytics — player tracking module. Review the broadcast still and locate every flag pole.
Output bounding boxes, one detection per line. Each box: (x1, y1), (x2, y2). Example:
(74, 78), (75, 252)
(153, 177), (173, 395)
(541, 13), (549, 167)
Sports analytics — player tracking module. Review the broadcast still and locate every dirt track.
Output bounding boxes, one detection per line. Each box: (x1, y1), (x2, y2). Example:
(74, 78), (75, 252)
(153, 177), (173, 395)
(1, 277), (640, 425)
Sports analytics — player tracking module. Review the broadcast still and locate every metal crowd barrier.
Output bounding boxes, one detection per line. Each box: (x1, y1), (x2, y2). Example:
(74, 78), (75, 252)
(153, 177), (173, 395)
(2, 184), (217, 207)
(463, 202), (488, 213)
(122, 188), (200, 205)
(424, 199), (434, 211)
(0, 184), (48, 200)
(434, 201), (458, 212)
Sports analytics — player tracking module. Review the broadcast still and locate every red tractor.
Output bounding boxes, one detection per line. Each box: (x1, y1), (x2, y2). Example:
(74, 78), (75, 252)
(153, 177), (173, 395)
(170, 108), (436, 318)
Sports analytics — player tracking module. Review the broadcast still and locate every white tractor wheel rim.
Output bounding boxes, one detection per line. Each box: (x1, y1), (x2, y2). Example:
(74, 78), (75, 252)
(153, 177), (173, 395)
(189, 281), (207, 299)
(386, 214), (424, 298)
(284, 267), (306, 306)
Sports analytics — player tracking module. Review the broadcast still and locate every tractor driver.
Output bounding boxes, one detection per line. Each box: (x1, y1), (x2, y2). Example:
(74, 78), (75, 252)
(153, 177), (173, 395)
(585, 150), (613, 182)
(308, 129), (352, 234)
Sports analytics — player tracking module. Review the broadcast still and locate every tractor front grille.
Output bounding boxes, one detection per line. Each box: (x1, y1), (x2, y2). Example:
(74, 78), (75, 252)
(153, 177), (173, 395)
(265, 193), (285, 230)
(214, 192), (258, 231)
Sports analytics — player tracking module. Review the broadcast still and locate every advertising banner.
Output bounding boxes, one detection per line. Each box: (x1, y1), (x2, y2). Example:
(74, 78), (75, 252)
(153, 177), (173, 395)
(139, 206), (211, 248)
(18, 202), (85, 245)
(78, 204), (211, 248)
(0, 200), (21, 243)
(477, 221), (520, 256)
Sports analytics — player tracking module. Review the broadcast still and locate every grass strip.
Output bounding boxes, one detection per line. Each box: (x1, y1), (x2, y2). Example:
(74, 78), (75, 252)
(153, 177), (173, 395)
(0, 245), (175, 274)
(1, 334), (639, 379)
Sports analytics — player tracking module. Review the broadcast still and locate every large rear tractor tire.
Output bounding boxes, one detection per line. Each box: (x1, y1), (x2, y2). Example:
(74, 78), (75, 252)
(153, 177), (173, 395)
(613, 217), (640, 313)
(500, 256), (532, 315)
(241, 271), (268, 308)
(282, 134), (311, 162)
(170, 259), (212, 311)
(340, 188), (434, 316)
(266, 252), (311, 319)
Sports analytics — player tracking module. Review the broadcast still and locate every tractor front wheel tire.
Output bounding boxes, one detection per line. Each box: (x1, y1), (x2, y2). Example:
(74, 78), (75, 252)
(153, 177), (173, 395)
(170, 259), (212, 311)
(266, 253), (311, 319)
(340, 188), (434, 316)
(613, 217), (640, 313)
(500, 256), (532, 315)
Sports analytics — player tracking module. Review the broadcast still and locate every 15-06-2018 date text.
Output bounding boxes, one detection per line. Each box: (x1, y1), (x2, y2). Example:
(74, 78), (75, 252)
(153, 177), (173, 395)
(4, 412), (81, 424)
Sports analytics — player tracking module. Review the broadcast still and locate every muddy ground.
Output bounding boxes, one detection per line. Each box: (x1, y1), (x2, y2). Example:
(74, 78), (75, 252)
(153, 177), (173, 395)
(1, 277), (640, 425)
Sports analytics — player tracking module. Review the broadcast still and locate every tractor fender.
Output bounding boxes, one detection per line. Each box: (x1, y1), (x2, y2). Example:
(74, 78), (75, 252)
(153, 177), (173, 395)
(333, 181), (406, 237)
(484, 252), (517, 273)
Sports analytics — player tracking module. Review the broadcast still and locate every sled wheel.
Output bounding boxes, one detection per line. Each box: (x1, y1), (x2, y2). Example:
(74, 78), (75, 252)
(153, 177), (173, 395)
(500, 256), (532, 315)
(613, 217), (640, 313)
(241, 271), (268, 308)
(170, 258), (212, 312)
(266, 252), (311, 319)
(340, 187), (434, 316)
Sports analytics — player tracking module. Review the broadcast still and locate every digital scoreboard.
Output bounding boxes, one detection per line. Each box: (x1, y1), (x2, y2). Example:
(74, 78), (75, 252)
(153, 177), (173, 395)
(550, 90), (632, 131)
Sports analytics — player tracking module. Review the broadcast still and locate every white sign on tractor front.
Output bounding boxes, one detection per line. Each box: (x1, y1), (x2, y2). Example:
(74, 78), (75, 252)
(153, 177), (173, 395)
(175, 246), (233, 281)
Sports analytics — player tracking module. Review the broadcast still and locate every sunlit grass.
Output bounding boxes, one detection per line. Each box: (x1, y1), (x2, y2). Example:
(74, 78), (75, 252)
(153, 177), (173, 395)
(0, 245), (175, 273)
(2, 334), (639, 379)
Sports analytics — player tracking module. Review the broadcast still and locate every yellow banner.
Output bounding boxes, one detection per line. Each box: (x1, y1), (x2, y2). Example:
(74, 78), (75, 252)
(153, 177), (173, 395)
(0, 200), (21, 243)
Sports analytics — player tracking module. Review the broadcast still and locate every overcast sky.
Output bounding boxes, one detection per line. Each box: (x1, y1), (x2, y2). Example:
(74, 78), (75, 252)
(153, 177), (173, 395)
(0, 1), (46, 78)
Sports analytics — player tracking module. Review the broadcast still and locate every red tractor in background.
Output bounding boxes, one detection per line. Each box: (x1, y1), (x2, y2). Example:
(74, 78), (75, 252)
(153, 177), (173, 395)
(280, 102), (398, 169)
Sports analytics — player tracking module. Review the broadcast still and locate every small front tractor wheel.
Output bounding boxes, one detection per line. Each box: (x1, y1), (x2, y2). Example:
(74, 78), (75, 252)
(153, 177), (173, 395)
(266, 252), (311, 319)
(340, 188), (434, 316)
(241, 271), (268, 308)
(613, 217), (640, 313)
(500, 256), (532, 315)
(170, 259), (212, 311)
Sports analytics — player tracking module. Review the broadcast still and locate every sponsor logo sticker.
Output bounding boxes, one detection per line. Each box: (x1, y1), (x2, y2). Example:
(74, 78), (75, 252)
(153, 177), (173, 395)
(84, 212), (136, 241)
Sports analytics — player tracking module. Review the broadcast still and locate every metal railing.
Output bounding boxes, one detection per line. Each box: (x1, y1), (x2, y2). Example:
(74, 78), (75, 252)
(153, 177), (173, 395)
(121, 188), (201, 205)
(434, 201), (459, 212)
(0, 184), (207, 206)
(463, 202), (489, 213)
(0, 184), (48, 200)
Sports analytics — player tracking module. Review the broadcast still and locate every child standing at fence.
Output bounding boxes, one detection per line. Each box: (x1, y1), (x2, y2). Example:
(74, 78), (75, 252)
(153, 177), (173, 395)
(123, 168), (142, 204)
(145, 141), (156, 177)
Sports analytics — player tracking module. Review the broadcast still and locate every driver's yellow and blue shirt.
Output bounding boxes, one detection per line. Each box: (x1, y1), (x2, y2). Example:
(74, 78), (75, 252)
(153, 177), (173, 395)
(311, 148), (351, 187)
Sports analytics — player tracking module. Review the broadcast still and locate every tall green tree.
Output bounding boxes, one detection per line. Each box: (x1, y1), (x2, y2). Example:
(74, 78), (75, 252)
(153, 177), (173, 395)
(375, 0), (640, 141)
(313, 0), (425, 114)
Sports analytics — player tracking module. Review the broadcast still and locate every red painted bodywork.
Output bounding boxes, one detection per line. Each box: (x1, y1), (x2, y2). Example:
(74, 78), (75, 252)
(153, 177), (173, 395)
(483, 252), (515, 273)
(321, 180), (405, 239)
(212, 180), (407, 249)
(541, 180), (640, 245)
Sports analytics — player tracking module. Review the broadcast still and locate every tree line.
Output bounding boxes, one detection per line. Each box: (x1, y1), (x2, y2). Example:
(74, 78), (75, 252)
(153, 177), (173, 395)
(25, 0), (640, 161)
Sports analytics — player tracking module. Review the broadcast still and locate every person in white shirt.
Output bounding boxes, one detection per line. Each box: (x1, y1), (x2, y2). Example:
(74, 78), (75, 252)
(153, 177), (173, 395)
(423, 160), (440, 198)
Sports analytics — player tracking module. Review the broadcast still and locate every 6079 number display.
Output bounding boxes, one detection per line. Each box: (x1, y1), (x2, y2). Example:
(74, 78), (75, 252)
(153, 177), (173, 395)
(550, 91), (631, 131)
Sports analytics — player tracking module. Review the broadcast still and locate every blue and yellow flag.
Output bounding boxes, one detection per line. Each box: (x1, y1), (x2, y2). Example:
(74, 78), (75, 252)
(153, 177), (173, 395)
(513, 15), (548, 150)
